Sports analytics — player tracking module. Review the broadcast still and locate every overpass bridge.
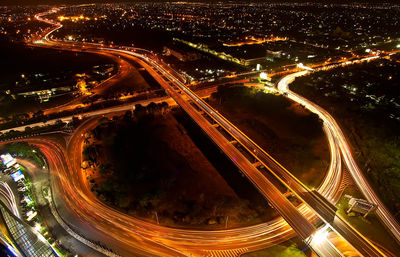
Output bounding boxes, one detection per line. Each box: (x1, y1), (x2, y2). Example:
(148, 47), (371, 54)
(107, 48), (348, 257)
(111, 47), (385, 257)
(31, 9), (388, 256)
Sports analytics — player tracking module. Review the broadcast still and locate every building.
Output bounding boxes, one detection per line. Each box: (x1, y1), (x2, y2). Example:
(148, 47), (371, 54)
(163, 46), (201, 62)
(241, 56), (267, 66)
(347, 197), (377, 218)
(17, 86), (72, 102)
(266, 50), (282, 61)
(173, 38), (265, 67)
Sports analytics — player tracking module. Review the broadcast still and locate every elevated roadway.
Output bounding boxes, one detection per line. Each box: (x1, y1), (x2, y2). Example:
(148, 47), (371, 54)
(278, 71), (400, 252)
(100, 46), (382, 256)
(22, 7), (396, 257)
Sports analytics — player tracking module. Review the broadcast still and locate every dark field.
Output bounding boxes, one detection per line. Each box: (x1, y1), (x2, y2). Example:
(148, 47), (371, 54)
(0, 42), (113, 90)
(208, 85), (330, 188)
(0, 41), (115, 117)
(83, 103), (277, 229)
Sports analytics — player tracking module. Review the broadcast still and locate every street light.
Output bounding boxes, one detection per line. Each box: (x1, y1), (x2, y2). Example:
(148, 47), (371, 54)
(34, 223), (41, 232)
(259, 72), (269, 81)
(312, 224), (330, 245)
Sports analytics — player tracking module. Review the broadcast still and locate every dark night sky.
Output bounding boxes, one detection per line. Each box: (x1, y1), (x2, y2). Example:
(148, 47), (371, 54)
(1, 0), (397, 6)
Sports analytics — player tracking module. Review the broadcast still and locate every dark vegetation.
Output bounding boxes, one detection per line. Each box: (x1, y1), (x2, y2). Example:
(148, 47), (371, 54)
(83, 102), (275, 228)
(0, 118), (79, 141)
(0, 89), (165, 131)
(243, 241), (306, 257)
(209, 85), (329, 188)
(0, 142), (44, 168)
(92, 56), (161, 98)
(0, 40), (169, 130)
(335, 186), (400, 254)
(291, 58), (400, 220)
(0, 41), (115, 118)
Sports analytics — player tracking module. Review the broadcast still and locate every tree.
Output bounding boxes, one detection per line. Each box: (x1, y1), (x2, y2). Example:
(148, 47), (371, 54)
(147, 102), (158, 116)
(55, 119), (64, 126)
(123, 110), (132, 121)
(99, 164), (107, 175)
(72, 117), (80, 126)
(98, 117), (109, 125)
(134, 104), (146, 118)
(33, 110), (44, 119)
(160, 102), (170, 115)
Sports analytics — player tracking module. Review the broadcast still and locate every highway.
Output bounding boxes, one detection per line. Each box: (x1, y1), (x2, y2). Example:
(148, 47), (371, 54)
(0, 86), (220, 136)
(98, 46), (384, 256)
(0, 182), (19, 218)
(33, 8), (324, 257)
(25, 136), (300, 256)
(147, 47), (387, 256)
(107, 26), (398, 256)
(81, 40), (349, 256)
(117, 50), (318, 240)
(3, 11), (313, 255)
(0, 96), (172, 135)
(278, 70), (400, 250)
(41, 50), (135, 116)
(26, 11), (324, 256)
(16, 6), (395, 257)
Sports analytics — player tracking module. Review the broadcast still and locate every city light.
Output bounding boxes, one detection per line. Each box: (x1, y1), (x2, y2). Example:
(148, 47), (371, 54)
(34, 223), (41, 232)
(312, 224), (330, 245)
(259, 72), (269, 80)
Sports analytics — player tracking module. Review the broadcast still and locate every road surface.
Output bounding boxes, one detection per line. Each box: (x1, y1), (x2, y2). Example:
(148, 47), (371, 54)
(12, 6), (394, 257)
(278, 70), (400, 251)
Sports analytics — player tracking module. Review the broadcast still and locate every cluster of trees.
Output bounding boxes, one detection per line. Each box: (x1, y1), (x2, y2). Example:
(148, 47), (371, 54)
(1, 142), (44, 168)
(0, 90), (166, 131)
(0, 119), (75, 141)
(87, 103), (170, 188)
(84, 104), (191, 220)
(293, 58), (400, 117)
(133, 102), (170, 118)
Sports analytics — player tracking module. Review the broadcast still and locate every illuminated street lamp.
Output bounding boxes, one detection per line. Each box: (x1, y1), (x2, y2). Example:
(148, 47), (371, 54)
(297, 63), (314, 71)
(311, 224), (330, 245)
(34, 223), (41, 232)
